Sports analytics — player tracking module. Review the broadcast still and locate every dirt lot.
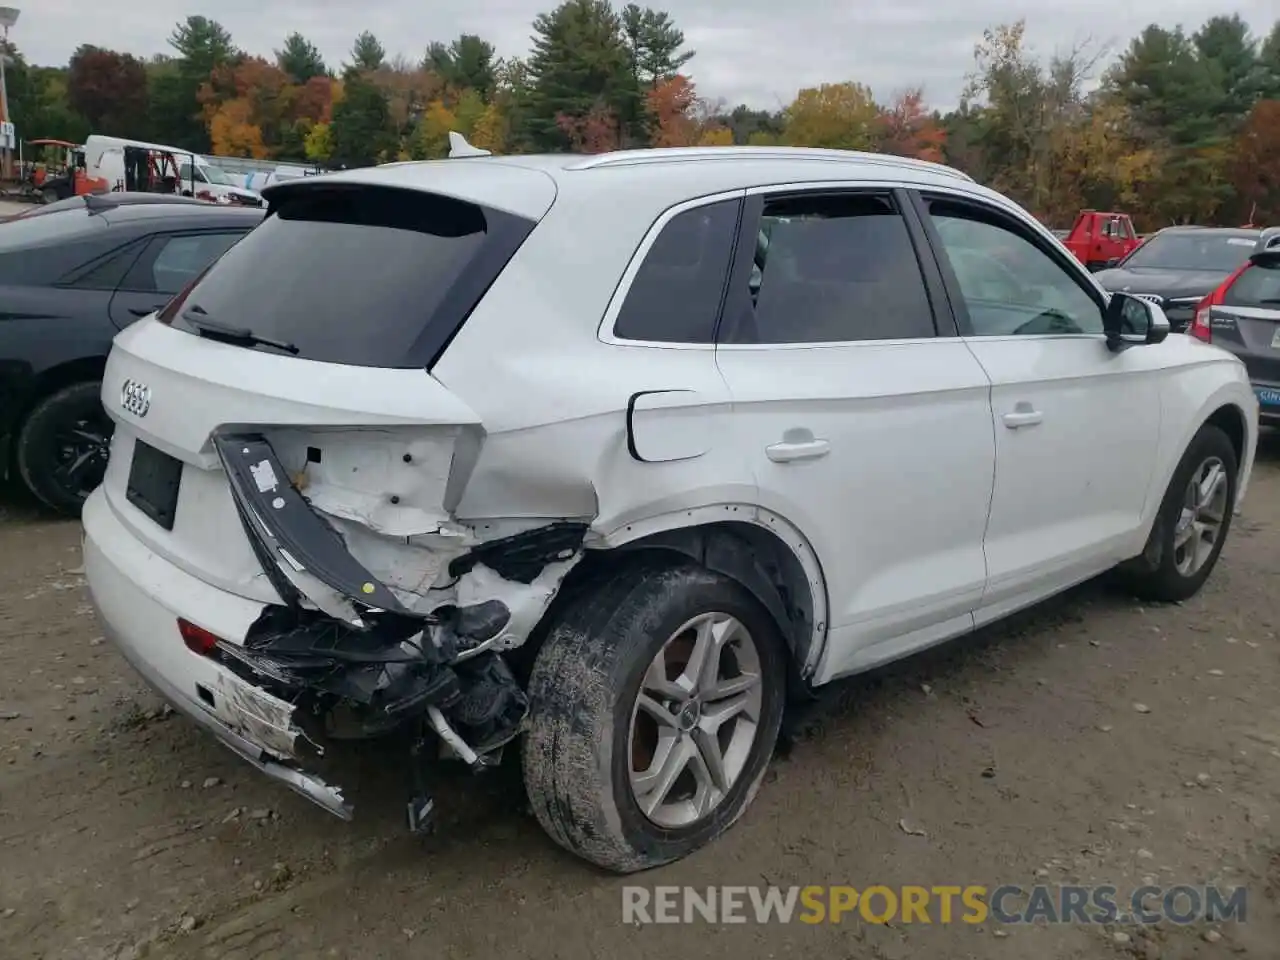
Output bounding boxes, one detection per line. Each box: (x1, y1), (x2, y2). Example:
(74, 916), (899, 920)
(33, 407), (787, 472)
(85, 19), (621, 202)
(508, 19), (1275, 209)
(2, 433), (1279, 960)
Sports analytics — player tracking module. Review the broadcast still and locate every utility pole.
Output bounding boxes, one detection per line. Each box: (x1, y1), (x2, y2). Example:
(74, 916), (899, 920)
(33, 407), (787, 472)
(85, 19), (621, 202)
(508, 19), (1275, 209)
(0, 8), (20, 182)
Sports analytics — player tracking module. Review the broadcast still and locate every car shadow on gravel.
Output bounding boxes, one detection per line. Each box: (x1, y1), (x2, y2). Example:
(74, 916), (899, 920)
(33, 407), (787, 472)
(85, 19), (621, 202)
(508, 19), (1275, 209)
(0, 478), (71, 526)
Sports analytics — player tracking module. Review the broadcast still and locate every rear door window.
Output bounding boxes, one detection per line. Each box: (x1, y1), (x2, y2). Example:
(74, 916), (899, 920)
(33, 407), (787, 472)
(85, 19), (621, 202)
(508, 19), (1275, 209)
(166, 184), (536, 368)
(126, 232), (245, 294)
(722, 192), (937, 343)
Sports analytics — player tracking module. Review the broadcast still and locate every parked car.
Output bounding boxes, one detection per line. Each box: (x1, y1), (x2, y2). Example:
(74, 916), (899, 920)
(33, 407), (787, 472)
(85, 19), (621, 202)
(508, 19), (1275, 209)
(0, 192), (263, 514)
(1189, 228), (1280, 424)
(82, 143), (1259, 874)
(1093, 225), (1265, 331)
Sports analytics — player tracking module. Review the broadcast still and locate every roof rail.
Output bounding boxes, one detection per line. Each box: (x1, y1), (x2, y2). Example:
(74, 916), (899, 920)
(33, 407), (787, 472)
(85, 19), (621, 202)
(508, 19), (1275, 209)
(566, 145), (975, 182)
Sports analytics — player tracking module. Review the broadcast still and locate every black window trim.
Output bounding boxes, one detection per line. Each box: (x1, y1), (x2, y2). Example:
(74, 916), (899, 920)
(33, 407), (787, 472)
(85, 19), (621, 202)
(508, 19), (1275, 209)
(119, 228), (250, 295)
(716, 185), (953, 347)
(907, 188), (1108, 339)
(600, 188), (747, 349)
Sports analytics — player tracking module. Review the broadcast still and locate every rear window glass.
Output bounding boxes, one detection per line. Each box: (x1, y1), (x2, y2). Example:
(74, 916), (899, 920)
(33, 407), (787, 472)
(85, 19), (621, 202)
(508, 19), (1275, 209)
(613, 199), (738, 343)
(168, 185), (534, 368)
(1224, 262), (1280, 307)
(0, 207), (102, 251)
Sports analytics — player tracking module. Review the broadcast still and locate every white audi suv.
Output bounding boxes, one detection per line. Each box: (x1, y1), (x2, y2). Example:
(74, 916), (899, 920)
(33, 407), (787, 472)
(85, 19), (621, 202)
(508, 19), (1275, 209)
(83, 142), (1259, 872)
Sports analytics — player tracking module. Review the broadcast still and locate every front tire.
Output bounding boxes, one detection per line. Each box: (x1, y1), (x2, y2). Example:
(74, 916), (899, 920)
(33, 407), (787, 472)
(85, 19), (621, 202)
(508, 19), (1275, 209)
(522, 561), (787, 873)
(15, 381), (113, 517)
(1115, 423), (1237, 602)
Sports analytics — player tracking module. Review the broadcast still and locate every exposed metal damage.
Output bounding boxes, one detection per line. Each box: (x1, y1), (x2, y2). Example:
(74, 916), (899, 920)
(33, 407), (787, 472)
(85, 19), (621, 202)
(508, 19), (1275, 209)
(207, 431), (591, 831)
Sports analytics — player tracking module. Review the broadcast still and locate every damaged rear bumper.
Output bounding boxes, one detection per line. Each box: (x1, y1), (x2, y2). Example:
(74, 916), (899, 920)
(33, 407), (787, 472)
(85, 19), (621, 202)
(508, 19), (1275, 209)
(82, 487), (351, 820)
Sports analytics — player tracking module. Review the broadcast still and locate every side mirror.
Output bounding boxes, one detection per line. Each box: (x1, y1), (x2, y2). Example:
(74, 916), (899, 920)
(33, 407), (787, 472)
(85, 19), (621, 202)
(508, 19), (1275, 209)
(1104, 257), (1121, 269)
(1105, 292), (1169, 351)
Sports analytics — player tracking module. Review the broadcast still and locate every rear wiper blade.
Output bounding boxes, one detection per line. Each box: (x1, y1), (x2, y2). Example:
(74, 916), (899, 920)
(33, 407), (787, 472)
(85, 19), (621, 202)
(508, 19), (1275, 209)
(182, 309), (299, 354)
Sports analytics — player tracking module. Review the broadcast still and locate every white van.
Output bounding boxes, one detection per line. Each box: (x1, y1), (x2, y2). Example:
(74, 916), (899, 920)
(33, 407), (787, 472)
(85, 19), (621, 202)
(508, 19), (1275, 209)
(83, 135), (264, 207)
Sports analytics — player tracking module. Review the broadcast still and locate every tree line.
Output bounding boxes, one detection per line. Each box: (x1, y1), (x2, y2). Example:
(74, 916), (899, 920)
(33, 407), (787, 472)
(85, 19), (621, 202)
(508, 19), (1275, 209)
(4, 2), (1279, 229)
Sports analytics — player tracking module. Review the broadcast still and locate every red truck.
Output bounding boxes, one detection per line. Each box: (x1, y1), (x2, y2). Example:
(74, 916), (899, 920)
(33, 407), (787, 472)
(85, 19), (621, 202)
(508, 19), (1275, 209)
(1058, 210), (1142, 271)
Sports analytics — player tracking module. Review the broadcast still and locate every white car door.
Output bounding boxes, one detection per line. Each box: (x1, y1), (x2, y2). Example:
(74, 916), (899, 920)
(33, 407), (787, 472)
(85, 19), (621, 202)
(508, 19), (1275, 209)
(911, 190), (1164, 624)
(714, 187), (996, 682)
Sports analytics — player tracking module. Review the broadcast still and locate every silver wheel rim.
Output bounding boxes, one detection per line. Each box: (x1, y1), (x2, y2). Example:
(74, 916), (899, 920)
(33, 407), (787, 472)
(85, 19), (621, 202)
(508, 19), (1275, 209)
(1173, 456), (1229, 577)
(627, 612), (764, 829)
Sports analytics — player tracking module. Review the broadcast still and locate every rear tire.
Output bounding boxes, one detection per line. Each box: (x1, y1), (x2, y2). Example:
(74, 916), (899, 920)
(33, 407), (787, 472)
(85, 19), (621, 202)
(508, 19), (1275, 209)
(15, 381), (113, 517)
(1114, 424), (1237, 602)
(522, 560), (787, 873)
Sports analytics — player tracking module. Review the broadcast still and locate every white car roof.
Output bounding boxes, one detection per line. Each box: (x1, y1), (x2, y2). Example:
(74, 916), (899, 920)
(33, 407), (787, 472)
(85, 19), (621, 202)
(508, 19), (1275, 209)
(263, 147), (998, 223)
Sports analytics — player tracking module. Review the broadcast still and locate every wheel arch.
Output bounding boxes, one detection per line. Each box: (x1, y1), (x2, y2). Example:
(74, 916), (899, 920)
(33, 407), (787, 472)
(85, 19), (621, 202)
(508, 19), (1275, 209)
(513, 504), (830, 698)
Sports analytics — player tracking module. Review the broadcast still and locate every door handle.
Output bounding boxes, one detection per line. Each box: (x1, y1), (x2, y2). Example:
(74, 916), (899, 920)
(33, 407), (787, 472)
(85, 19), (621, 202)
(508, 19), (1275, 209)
(766, 435), (831, 463)
(1002, 409), (1043, 429)
(128, 305), (165, 317)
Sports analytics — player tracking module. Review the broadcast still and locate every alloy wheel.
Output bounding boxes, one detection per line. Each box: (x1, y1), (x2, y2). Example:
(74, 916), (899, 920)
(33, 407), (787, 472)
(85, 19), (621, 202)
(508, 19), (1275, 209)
(1173, 456), (1229, 577)
(627, 612), (765, 829)
(50, 411), (113, 502)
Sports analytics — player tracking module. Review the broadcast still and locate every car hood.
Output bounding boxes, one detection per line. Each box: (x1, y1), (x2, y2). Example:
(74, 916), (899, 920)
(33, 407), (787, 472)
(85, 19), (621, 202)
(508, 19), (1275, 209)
(1093, 266), (1230, 300)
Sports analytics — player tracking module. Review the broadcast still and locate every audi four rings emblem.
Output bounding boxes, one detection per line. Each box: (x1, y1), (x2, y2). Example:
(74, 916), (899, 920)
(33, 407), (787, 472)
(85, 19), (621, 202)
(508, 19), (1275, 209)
(121, 379), (151, 418)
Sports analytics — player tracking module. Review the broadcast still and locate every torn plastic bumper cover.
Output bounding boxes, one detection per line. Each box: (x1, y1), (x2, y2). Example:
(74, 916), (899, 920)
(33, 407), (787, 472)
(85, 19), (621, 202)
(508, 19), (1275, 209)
(210, 432), (582, 827)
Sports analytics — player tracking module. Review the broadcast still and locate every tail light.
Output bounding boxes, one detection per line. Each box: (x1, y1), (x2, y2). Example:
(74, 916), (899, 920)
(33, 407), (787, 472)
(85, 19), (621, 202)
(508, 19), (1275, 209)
(178, 618), (222, 656)
(1190, 262), (1252, 343)
(1189, 300), (1213, 342)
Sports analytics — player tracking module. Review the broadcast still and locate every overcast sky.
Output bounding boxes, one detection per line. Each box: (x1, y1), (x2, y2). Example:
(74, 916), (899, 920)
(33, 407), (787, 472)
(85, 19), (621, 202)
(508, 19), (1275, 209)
(10, 1), (1278, 109)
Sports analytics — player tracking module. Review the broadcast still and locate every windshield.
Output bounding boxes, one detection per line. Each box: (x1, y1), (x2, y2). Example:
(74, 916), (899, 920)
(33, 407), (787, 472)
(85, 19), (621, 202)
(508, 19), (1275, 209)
(1121, 233), (1256, 272)
(198, 163), (235, 186)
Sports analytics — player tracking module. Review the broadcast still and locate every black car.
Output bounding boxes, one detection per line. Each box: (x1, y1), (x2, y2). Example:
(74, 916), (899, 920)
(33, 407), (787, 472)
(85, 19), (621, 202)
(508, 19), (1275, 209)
(0, 193), (264, 514)
(1093, 226), (1263, 331)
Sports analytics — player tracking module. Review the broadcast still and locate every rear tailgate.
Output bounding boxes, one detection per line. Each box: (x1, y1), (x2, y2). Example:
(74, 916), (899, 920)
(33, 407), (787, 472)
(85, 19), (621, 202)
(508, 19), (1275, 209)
(101, 319), (485, 610)
(1213, 258), (1280, 407)
(96, 167), (555, 625)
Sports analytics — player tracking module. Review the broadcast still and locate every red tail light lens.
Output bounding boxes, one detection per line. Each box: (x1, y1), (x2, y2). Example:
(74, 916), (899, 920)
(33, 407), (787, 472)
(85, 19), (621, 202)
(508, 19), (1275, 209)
(1189, 301), (1213, 342)
(178, 618), (221, 656)
(1190, 261), (1253, 343)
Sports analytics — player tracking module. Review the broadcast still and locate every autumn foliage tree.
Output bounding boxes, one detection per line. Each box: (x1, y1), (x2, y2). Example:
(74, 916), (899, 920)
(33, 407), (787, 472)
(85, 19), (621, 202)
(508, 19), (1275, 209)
(782, 82), (879, 150)
(67, 45), (150, 137)
(1233, 99), (1280, 223)
(16, 9), (1280, 229)
(646, 74), (698, 146)
(876, 88), (946, 162)
(557, 101), (621, 153)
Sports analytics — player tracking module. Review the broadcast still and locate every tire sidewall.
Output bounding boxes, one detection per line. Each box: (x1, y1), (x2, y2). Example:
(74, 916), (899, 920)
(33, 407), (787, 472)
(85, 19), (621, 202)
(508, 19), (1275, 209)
(16, 381), (109, 516)
(1148, 425), (1238, 593)
(603, 572), (787, 865)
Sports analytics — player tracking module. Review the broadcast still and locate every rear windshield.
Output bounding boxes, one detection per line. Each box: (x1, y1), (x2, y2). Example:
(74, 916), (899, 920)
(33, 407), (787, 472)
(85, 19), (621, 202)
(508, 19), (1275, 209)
(1224, 261), (1280, 307)
(168, 184), (535, 368)
(0, 207), (101, 250)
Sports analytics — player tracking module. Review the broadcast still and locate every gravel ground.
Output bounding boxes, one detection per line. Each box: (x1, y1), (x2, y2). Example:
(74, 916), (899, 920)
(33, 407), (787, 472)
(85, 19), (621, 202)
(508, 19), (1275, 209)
(1, 426), (1279, 960)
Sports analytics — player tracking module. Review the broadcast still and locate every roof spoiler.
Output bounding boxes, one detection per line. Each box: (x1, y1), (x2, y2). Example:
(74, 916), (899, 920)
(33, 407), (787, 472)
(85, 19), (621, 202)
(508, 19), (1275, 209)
(1251, 227), (1280, 262)
(448, 131), (491, 159)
